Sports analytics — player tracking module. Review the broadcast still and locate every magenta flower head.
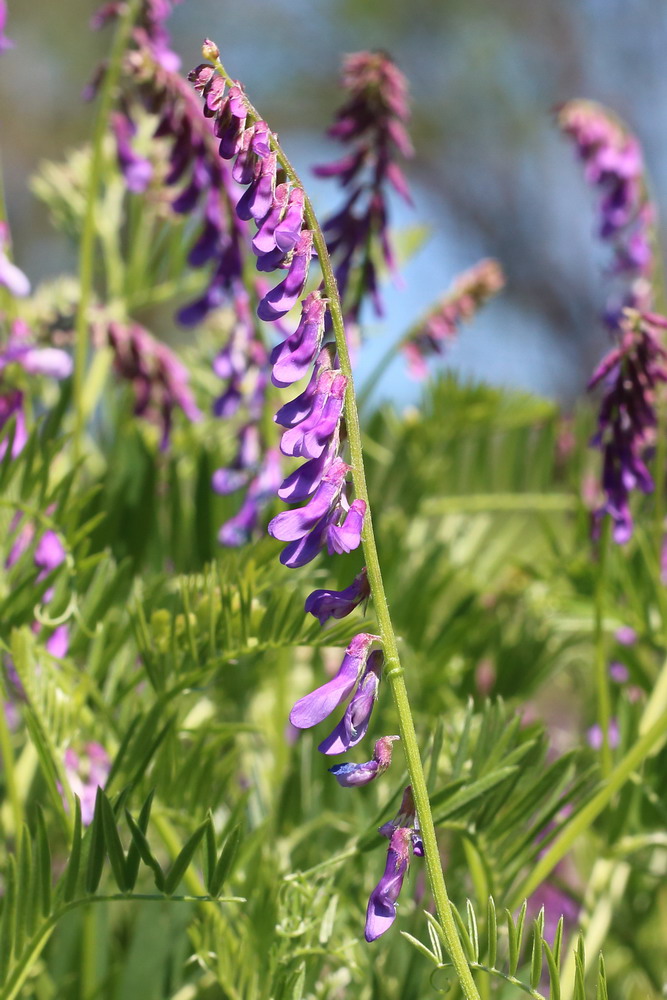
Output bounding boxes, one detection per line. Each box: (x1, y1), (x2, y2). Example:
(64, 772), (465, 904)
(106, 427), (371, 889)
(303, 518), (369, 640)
(305, 567), (370, 626)
(289, 632), (379, 729)
(328, 734), (399, 787)
(402, 258), (505, 378)
(557, 100), (654, 328)
(315, 51), (413, 321)
(365, 826), (413, 942)
(588, 309), (667, 542)
(319, 649), (383, 754)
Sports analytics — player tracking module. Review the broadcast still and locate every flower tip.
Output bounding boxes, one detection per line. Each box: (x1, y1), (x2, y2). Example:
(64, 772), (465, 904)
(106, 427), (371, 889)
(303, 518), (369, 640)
(202, 38), (219, 61)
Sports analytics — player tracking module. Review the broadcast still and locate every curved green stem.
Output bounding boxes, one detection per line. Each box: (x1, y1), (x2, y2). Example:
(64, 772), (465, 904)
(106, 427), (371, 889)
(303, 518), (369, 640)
(213, 58), (481, 1000)
(594, 517), (612, 777)
(72, 0), (140, 463)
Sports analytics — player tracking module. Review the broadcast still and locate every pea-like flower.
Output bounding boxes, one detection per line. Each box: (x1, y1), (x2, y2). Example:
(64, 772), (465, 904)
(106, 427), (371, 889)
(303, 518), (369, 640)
(365, 827), (413, 942)
(289, 632), (379, 730)
(328, 733), (398, 786)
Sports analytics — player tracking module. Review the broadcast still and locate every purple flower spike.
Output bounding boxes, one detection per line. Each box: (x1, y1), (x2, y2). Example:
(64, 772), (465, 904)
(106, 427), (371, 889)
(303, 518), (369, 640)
(319, 649), (383, 754)
(327, 499), (366, 554)
(268, 457), (349, 542)
(271, 291), (328, 388)
(305, 567), (370, 625)
(328, 734), (398, 786)
(364, 826), (412, 942)
(257, 230), (314, 321)
(289, 632), (378, 729)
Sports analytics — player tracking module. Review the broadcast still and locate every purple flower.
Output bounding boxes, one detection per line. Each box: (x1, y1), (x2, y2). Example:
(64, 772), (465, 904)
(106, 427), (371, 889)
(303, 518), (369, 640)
(111, 111), (153, 193)
(615, 626), (636, 646)
(587, 310), (667, 543)
(557, 100), (654, 329)
(257, 230), (314, 322)
(319, 650), (383, 754)
(46, 625), (70, 659)
(268, 457), (349, 542)
(609, 661), (629, 684)
(365, 827), (413, 942)
(0, 222), (29, 297)
(305, 567), (370, 625)
(0, 0), (14, 53)
(279, 371), (347, 460)
(104, 320), (201, 449)
(315, 51), (413, 322)
(63, 742), (111, 826)
(328, 733), (399, 786)
(327, 498), (366, 554)
(289, 632), (378, 729)
(378, 785), (424, 857)
(270, 291), (327, 388)
(587, 718), (620, 751)
(402, 259), (504, 378)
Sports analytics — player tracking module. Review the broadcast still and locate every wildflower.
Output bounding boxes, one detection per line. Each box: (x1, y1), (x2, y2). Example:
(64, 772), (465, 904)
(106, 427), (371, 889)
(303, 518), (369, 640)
(110, 111), (153, 193)
(0, 0), (14, 53)
(103, 320), (201, 449)
(289, 633), (379, 729)
(63, 742), (111, 826)
(614, 625), (636, 646)
(609, 661), (629, 684)
(587, 718), (620, 751)
(557, 100), (654, 329)
(314, 51), (413, 321)
(379, 784), (424, 856)
(328, 734), (398, 787)
(365, 826), (413, 942)
(304, 568), (370, 625)
(319, 649), (383, 753)
(0, 222), (30, 298)
(588, 309), (667, 542)
(402, 259), (505, 378)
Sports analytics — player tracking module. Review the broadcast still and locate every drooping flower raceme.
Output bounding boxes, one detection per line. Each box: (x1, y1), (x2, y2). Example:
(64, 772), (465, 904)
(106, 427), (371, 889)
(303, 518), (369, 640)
(102, 320), (202, 449)
(588, 309), (667, 542)
(315, 50), (413, 323)
(557, 100), (654, 330)
(402, 258), (505, 378)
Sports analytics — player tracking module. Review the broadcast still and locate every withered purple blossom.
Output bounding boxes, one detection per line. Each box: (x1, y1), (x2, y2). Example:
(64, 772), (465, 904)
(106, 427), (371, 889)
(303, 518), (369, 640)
(328, 733), (398, 787)
(588, 309), (667, 543)
(557, 100), (654, 330)
(314, 51), (413, 323)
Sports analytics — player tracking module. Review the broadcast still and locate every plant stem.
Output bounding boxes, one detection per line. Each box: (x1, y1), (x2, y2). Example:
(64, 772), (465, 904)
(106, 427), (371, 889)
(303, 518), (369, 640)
(594, 516), (612, 777)
(72, 0), (139, 463)
(213, 59), (480, 1000)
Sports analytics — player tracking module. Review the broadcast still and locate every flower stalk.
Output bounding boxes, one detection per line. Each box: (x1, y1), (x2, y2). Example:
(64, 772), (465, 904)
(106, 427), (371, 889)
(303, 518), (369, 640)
(73, 0), (141, 462)
(212, 56), (481, 1000)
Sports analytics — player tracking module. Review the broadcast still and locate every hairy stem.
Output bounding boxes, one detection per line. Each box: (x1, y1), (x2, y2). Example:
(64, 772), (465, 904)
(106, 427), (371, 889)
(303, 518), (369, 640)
(72, 0), (139, 463)
(213, 58), (480, 1000)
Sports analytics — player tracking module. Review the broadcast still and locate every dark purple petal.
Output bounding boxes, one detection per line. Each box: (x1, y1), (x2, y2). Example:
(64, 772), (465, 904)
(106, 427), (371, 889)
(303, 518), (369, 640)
(270, 291), (327, 388)
(305, 567), (370, 625)
(273, 187), (305, 253)
(252, 184), (290, 255)
(280, 372), (346, 460)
